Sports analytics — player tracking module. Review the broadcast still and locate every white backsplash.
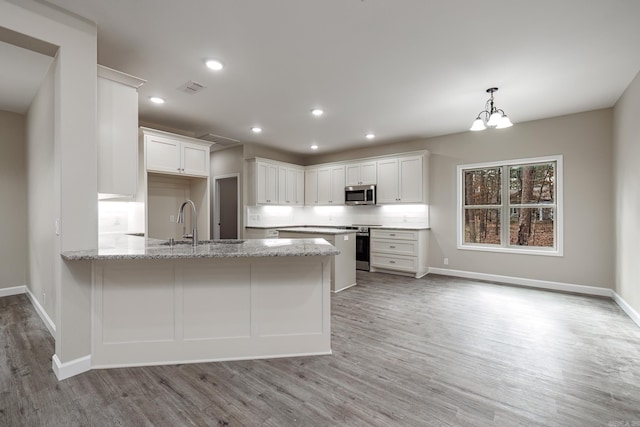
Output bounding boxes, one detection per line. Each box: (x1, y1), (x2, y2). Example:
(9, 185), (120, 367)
(99, 201), (145, 234)
(246, 204), (429, 228)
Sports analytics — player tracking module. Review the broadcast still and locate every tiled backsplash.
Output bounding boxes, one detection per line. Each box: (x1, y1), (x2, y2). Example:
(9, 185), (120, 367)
(246, 204), (429, 228)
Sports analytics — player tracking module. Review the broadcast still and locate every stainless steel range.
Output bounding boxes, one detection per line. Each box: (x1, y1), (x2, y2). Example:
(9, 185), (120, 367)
(350, 224), (381, 271)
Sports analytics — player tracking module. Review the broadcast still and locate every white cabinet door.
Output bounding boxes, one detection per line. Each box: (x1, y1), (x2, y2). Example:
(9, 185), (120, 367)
(296, 169), (305, 205)
(376, 158), (399, 203)
(97, 76), (139, 196)
(330, 165), (345, 204)
(146, 136), (182, 174)
(316, 165), (345, 205)
(305, 169), (318, 205)
(317, 168), (332, 204)
(398, 156), (423, 203)
(182, 142), (209, 177)
(256, 162), (278, 204)
(345, 164), (361, 186)
(376, 156), (424, 203)
(360, 161), (377, 185)
(277, 166), (297, 204)
(277, 167), (288, 204)
(345, 162), (377, 186)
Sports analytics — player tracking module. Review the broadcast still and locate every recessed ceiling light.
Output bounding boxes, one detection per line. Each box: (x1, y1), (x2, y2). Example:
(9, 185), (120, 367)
(251, 126), (262, 133)
(311, 108), (324, 117)
(205, 59), (224, 71)
(310, 144), (319, 150)
(365, 133), (376, 140)
(149, 96), (165, 104)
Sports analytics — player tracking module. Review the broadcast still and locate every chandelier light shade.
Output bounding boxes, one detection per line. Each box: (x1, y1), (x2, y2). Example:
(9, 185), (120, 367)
(470, 87), (513, 131)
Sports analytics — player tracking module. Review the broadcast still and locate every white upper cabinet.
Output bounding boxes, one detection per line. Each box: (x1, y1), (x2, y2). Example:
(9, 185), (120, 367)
(248, 158), (304, 206)
(277, 165), (304, 205)
(296, 169), (305, 205)
(97, 65), (145, 197)
(316, 165), (345, 205)
(345, 161), (377, 186)
(143, 130), (210, 177)
(305, 169), (319, 205)
(256, 161), (278, 204)
(376, 155), (424, 203)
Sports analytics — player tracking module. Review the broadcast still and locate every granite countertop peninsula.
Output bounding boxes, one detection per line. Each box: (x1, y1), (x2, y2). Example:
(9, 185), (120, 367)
(61, 234), (339, 261)
(277, 227), (357, 235)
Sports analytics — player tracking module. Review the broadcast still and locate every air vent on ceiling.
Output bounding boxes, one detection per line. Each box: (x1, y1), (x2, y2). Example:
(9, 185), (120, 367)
(178, 80), (206, 94)
(197, 132), (241, 147)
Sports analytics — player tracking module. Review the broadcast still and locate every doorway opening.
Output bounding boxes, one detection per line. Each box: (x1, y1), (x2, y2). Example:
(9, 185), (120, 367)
(213, 174), (240, 239)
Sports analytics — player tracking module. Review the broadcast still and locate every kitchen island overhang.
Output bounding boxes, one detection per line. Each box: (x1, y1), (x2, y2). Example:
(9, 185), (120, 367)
(62, 237), (338, 374)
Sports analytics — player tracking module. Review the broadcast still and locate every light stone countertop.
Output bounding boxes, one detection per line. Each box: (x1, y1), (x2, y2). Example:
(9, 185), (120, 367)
(277, 227), (357, 235)
(61, 234), (339, 261)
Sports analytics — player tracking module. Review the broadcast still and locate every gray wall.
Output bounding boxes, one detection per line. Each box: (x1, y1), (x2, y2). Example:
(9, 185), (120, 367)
(26, 59), (56, 322)
(309, 109), (614, 289)
(613, 70), (640, 314)
(0, 110), (27, 290)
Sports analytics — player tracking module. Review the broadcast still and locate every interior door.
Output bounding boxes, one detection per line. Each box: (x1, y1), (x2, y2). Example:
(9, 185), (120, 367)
(216, 176), (238, 239)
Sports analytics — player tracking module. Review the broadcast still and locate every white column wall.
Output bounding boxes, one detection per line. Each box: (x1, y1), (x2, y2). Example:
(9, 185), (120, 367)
(0, 0), (98, 366)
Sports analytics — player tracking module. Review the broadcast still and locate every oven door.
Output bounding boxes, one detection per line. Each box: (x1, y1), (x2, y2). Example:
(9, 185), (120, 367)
(355, 232), (370, 271)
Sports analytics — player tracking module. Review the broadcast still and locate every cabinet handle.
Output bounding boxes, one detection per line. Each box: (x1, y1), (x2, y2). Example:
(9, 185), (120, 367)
(389, 260), (396, 264)
(390, 245), (396, 248)
(390, 233), (396, 236)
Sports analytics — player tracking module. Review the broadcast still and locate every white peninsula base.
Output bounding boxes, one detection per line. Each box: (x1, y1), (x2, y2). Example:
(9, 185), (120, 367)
(91, 256), (331, 368)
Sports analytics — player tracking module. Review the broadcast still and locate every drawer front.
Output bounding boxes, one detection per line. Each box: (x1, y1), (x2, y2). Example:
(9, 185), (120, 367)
(371, 229), (418, 241)
(371, 239), (417, 256)
(370, 254), (417, 272)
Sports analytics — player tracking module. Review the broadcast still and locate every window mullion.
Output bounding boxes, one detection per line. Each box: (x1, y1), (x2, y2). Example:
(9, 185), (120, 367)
(501, 165), (509, 248)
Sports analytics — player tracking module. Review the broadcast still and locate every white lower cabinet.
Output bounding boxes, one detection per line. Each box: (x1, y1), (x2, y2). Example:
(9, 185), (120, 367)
(370, 229), (428, 278)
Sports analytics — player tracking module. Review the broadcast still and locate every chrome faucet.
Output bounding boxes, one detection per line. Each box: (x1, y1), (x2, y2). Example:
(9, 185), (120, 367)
(177, 199), (198, 246)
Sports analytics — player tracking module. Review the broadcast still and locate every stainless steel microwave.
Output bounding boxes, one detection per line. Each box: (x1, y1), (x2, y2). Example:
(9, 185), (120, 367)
(345, 184), (376, 205)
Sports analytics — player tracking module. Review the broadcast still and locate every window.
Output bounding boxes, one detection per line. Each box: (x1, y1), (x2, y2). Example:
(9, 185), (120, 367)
(457, 155), (563, 256)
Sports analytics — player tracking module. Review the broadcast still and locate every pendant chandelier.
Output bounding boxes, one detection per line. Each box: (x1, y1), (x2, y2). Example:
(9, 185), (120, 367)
(470, 87), (513, 131)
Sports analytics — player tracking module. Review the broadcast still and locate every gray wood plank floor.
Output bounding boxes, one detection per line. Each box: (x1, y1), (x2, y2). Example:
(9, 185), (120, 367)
(2, 272), (640, 426)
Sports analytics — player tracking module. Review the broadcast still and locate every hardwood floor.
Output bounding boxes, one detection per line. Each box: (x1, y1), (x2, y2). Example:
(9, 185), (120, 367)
(2, 272), (640, 426)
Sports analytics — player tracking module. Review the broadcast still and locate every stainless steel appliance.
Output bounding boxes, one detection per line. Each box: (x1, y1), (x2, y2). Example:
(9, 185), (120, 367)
(345, 184), (376, 206)
(352, 225), (375, 271)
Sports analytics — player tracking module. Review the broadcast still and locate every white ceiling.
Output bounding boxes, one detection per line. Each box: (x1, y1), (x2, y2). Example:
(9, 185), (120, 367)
(8, 0), (640, 154)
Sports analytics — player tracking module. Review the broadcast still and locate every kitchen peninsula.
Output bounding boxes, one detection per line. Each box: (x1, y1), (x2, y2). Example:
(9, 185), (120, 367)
(62, 235), (338, 370)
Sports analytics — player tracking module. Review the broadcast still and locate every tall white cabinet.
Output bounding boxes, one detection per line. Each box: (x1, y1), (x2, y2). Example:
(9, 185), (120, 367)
(97, 65), (145, 197)
(139, 128), (212, 240)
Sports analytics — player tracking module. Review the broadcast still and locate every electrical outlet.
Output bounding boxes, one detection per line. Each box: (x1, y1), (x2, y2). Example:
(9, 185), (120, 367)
(43, 293), (46, 305)
(444, 258), (449, 265)
(169, 215), (175, 222)
(403, 215), (407, 222)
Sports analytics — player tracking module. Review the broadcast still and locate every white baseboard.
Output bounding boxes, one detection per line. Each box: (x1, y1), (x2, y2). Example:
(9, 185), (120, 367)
(333, 282), (358, 293)
(428, 267), (612, 297)
(428, 267), (640, 328)
(612, 291), (640, 328)
(0, 285), (26, 298)
(25, 288), (56, 337)
(52, 354), (91, 381)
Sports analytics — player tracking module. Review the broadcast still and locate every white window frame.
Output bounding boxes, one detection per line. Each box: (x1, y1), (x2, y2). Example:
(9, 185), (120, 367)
(456, 155), (563, 256)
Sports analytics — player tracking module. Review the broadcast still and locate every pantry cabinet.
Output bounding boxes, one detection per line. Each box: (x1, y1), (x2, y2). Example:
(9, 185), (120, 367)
(97, 65), (145, 197)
